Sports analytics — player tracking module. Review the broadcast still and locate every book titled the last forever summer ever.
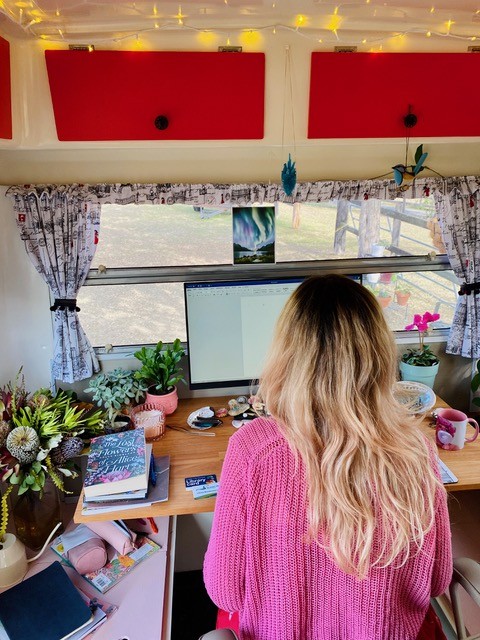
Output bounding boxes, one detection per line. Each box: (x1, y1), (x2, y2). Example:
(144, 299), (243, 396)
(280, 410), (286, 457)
(83, 428), (149, 499)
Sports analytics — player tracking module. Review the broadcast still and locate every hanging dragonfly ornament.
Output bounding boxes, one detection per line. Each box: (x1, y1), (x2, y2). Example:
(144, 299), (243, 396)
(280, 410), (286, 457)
(392, 144), (428, 187)
(281, 154), (297, 196)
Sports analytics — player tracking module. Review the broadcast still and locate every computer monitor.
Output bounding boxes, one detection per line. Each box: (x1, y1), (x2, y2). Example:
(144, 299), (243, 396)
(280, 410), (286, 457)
(184, 277), (304, 390)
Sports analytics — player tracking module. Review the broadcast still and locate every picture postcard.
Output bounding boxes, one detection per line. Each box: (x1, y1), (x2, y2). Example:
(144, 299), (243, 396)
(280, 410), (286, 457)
(232, 206), (275, 265)
(185, 474), (217, 490)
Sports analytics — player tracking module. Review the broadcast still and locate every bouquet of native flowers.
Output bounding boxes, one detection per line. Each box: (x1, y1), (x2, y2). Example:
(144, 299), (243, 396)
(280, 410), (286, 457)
(0, 370), (103, 525)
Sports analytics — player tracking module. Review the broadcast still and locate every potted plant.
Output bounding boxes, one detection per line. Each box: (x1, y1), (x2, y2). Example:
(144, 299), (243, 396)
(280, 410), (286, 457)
(0, 372), (103, 551)
(395, 283), (412, 306)
(400, 312), (440, 388)
(377, 287), (392, 308)
(134, 339), (186, 415)
(84, 368), (146, 433)
(370, 240), (389, 257)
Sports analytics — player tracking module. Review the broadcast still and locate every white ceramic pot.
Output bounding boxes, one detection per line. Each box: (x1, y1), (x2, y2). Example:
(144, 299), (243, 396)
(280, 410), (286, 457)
(0, 533), (28, 587)
(399, 360), (439, 389)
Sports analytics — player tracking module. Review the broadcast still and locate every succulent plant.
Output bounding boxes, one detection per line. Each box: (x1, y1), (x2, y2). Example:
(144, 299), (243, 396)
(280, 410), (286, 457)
(85, 368), (146, 422)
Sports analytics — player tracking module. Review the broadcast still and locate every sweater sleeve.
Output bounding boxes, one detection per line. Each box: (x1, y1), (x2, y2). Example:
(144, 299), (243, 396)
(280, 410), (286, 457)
(430, 480), (453, 597)
(203, 433), (247, 613)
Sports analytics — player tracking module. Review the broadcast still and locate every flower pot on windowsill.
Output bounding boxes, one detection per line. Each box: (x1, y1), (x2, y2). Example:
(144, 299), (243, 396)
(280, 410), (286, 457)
(399, 360), (439, 389)
(395, 292), (411, 306)
(145, 385), (178, 415)
(378, 295), (392, 309)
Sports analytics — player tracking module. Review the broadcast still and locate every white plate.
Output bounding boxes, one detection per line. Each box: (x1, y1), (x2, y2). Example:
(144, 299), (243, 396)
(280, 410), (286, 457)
(393, 381), (436, 414)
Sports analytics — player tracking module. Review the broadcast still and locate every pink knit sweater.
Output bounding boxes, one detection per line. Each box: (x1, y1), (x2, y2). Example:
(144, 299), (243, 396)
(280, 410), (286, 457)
(204, 417), (452, 640)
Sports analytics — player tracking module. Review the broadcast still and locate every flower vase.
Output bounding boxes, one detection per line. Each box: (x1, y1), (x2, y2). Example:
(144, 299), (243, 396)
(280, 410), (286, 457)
(11, 481), (62, 551)
(399, 361), (439, 389)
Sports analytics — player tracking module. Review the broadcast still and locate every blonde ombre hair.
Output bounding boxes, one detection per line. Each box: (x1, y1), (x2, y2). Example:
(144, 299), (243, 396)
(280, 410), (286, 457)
(257, 274), (442, 579)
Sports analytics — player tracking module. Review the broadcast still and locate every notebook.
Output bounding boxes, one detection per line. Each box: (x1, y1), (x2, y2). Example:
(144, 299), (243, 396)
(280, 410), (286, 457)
(0, 562), (93, 640)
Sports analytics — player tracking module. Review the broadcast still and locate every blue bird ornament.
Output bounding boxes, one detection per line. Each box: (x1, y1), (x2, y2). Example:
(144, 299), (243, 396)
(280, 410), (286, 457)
(392, 144), (428, 186)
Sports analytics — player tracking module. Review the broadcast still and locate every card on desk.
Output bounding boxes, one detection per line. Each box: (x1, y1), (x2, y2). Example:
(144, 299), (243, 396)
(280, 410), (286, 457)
(0, 562), (93, 640)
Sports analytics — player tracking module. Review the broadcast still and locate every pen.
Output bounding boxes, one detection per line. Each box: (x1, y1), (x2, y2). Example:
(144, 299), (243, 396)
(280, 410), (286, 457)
(149, 450), (157, 486)
(148, 517), (159, 534)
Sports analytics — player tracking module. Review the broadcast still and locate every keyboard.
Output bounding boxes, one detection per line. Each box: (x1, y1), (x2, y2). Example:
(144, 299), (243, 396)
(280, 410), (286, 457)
(438, 458), (458, 484)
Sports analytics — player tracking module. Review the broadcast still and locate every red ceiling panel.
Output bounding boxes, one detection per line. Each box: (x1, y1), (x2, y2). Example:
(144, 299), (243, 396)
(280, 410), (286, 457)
(45, 50), (265, 141)
(0, 36), (12, 140)
(309, 53), (480, 138)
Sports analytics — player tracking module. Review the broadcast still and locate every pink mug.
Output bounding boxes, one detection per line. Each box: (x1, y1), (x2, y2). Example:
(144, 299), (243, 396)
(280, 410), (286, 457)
(435, 408), (479, 451)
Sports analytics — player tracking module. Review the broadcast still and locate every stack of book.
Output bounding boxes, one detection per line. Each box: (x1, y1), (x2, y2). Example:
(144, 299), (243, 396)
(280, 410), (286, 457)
(82, 428), (169, 516)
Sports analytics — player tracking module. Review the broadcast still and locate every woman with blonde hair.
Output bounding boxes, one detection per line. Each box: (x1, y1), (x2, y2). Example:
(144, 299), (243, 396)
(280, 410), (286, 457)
(204, 274), (452, 640)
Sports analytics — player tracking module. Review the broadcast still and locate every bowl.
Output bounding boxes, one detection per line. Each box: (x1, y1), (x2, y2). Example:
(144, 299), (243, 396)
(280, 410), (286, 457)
(393, 381), (436, 415)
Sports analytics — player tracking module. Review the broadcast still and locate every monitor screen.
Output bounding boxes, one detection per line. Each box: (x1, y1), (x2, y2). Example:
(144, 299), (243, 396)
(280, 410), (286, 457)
(184, 277), (305, 389)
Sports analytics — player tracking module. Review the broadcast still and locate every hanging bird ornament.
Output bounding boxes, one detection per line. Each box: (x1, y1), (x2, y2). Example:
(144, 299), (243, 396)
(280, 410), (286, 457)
(392, 144), (428, 187)
(281, 154), (297, 196)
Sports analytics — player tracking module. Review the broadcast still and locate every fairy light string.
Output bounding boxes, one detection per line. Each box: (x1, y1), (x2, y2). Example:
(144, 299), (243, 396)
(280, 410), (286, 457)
(0, 1), (478, 46)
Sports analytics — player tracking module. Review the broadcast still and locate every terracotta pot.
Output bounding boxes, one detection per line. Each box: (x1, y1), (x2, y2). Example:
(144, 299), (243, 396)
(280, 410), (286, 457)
(395, 292), (411, 306)
(145, 385), (178, 415)
(378, 296), (392, 308)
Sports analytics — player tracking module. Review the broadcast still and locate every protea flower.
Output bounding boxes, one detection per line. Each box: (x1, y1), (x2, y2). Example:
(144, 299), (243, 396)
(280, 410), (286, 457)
(6, 426), (40, 464)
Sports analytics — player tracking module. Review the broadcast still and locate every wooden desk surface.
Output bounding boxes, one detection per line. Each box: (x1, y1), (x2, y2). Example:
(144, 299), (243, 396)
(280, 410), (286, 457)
(74, 395), (480, 523)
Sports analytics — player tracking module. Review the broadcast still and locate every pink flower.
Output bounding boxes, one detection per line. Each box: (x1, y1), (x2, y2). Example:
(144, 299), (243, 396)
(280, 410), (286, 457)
(404, 311), (440, 350)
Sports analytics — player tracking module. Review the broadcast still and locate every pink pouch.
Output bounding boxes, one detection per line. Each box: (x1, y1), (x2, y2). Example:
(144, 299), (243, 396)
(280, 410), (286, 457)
(67, 537), (107, 574)
(85, 521), (137, 555)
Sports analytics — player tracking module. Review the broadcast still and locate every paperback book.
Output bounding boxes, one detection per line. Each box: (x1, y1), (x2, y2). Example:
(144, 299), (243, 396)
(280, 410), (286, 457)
(81, 455), (170, 515)
(51, 535), (161, 594)
(83, 428), (149, 499)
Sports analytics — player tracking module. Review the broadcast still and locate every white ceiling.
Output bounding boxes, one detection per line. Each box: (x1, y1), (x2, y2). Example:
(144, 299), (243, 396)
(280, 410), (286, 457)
(0, 0), (479, 46)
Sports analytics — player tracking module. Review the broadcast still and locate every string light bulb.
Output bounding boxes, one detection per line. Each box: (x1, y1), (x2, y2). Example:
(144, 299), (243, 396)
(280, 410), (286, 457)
(295, 14), (306, 28)
(430, 6), (435, 13)
(426, 30), (431, 37)
(175, 5), (185, 25)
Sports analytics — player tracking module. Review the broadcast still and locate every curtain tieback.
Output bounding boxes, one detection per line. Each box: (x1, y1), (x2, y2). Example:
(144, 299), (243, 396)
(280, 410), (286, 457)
(458, 283), (480, 296)
(50, 298), (80, 312)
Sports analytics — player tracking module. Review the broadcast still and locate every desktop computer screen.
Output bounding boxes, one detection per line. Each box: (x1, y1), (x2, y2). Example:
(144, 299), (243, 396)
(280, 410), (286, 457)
(184, 277), (304, 389)
(184, 275), (362, 390)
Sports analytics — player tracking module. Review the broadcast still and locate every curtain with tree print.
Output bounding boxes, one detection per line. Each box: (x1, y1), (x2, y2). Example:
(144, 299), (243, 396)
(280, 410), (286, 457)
(9, 187), (100, 382)
(434, 184), (480, 359)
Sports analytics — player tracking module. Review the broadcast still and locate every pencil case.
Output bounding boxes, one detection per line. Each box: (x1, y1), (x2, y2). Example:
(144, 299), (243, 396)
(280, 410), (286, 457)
(66, 537), (107, 574)
(85, 521), (137, 555)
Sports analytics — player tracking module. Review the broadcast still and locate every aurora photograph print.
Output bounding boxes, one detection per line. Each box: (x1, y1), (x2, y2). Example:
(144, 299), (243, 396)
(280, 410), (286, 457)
(232, 206), (275, 265)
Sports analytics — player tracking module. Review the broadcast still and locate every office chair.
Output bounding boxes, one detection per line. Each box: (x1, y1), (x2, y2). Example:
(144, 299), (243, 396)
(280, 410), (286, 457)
(198, 558), (480, 640)
(449, 558), (480, 640)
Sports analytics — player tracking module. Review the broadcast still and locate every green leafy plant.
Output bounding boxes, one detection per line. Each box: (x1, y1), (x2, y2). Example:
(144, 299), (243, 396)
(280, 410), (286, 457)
(134, 339), (186, 395)
(395, 282), (412, 295)
(378, 287), (392, 298)
(401, 312), (440, 367)
(471, 360), (480, 409)
(84, 368), (146, 423)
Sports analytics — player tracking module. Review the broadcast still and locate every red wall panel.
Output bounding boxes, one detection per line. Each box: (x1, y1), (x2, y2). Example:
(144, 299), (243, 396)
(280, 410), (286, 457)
(0, 36), (12, 140)
(308, 53), (480, 138)
(45, 50), (265, 141)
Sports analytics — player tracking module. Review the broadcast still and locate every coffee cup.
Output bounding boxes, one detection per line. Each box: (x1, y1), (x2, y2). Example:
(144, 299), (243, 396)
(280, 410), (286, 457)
(435, 408), (479, 451)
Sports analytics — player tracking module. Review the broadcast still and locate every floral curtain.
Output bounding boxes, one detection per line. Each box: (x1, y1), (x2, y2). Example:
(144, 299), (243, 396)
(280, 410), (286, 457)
(434, 180), (480, 358)
(7, 186), (101, 382)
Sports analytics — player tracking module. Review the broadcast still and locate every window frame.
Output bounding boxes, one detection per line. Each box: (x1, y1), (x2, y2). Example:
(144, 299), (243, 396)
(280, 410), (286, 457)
(83, 253), (453, 354)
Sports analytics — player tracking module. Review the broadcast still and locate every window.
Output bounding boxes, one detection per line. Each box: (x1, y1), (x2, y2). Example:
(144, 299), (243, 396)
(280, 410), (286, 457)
(79, 197), (454, 348)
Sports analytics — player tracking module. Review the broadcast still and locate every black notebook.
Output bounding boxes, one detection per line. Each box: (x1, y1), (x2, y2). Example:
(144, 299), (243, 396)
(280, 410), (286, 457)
(0, 561), (93, 640)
